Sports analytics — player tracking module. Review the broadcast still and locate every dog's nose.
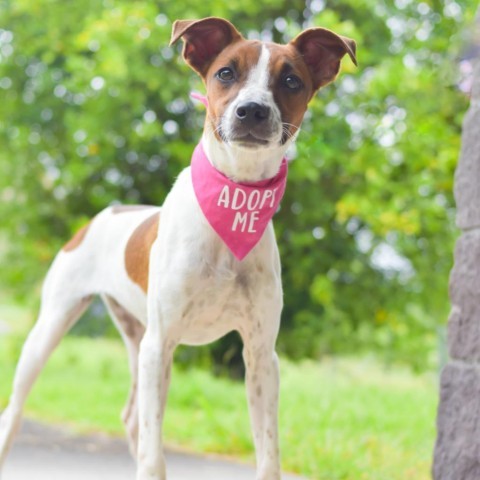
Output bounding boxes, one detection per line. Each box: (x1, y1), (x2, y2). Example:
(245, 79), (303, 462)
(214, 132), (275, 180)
(235, 102), (271, 126)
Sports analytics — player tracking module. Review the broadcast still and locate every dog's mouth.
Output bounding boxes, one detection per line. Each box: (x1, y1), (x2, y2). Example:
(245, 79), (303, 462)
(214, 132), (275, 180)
(222, 123), (281, 149)
(231, 133), (271, 148)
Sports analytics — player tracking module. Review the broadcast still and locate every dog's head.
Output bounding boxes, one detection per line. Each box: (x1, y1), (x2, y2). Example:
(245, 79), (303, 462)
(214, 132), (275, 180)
(170, 17), (356, 152)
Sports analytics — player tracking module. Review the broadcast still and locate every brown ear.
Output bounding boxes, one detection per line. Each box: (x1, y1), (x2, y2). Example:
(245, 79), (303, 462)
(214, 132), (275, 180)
(170, 17), (243, 76)
(290, 28), (357, 90)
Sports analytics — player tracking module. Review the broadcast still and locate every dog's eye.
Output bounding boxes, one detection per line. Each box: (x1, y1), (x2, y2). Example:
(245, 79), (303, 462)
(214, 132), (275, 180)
(216, 68), (235, 83)
(284, 75), (303, 91)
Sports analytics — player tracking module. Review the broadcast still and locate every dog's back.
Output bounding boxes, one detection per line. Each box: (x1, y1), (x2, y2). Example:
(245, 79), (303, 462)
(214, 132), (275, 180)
(53, 205), (160, 323)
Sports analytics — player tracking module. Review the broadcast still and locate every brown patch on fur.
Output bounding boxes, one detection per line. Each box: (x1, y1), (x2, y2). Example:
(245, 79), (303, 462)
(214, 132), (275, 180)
(182, 300), (195, 319)
(125, 212), (160, 293)
(111, 205), (154, 214)
(63, 221), (92, 252)
(268, 42), (316, 140)
(236, 272), (250, 293)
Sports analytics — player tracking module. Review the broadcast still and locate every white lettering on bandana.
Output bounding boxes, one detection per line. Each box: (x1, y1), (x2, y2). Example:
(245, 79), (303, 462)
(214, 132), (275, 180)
(191, 142), (288, 260)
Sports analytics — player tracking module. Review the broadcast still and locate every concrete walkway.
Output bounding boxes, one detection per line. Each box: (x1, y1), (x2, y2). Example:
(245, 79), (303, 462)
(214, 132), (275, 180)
(3, 420), (306, 479)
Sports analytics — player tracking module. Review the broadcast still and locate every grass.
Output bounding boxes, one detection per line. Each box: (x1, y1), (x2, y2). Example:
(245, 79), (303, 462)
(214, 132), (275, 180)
(0, 302), (438, 479)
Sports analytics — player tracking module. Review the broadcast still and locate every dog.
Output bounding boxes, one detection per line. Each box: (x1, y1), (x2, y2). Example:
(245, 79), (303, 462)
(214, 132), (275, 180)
(0, 17), (356, 480)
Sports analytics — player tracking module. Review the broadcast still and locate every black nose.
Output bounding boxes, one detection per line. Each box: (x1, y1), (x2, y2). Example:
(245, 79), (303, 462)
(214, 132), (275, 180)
(235, 102), (271, 126)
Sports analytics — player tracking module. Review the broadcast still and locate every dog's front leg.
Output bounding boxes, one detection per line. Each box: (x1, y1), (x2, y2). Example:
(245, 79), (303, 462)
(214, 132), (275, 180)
(241, 305), (282, 480)
(136, 243), (176, 480)
(136, 334), (173, 480)
(136, 321), (174, 480)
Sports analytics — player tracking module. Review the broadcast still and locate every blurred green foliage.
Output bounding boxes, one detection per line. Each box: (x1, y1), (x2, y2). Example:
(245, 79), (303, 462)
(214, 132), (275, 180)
(0, 0), (477, 372)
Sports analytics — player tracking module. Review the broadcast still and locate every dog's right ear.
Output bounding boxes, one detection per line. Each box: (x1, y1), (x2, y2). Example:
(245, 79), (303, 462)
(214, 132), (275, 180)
(170, 17), (243, 77)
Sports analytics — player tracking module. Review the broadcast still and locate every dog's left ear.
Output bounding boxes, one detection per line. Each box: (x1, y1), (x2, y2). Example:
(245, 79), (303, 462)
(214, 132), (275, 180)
(290, 28), (357, 90)
(170, 17), (243, 77)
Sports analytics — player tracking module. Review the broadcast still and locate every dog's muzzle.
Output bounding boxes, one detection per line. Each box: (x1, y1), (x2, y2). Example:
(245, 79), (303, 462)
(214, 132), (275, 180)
(228, 101), (280, 147)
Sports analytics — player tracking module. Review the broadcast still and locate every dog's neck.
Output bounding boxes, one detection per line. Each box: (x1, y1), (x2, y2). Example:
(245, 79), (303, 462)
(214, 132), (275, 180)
(202, 122), (289, 184)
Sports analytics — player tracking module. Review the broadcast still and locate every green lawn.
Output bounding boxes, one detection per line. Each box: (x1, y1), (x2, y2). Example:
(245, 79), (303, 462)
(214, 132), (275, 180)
(0, 330), (437, 480)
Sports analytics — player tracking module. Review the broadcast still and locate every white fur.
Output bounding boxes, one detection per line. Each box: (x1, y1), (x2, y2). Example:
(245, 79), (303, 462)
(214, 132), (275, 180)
(203, 123), (289, 183)
(0, 41), (298, 480)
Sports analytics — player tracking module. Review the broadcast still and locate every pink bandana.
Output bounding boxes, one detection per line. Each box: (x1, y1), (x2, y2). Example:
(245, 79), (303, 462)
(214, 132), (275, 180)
(191, 142), (288, 261)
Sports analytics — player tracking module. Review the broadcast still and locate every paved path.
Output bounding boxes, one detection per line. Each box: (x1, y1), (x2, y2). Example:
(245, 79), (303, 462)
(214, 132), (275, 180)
(3, 420), (306, 479)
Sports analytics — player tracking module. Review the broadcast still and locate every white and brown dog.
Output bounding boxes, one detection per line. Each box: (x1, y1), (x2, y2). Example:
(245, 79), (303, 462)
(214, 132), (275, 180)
(0, 17), (356, 480)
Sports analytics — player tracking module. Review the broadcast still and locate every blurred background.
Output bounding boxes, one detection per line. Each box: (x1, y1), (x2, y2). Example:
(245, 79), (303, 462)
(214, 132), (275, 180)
(0, 1), (478, 479)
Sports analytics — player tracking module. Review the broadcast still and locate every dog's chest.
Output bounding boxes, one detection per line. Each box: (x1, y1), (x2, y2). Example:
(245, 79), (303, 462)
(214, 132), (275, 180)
(176, 243), (278, 346)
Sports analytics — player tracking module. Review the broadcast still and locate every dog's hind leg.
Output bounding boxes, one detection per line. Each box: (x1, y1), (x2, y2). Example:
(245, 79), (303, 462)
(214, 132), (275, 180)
(102, 295), (145, 459)
(0, 255), (93, 469)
